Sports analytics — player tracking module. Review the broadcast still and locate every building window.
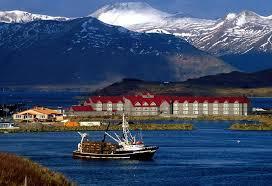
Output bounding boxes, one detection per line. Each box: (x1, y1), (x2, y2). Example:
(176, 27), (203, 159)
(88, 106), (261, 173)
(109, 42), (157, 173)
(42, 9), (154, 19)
(117, 103), (123, 107)
(135, 102), (141, 106)
(183, 110), (188, 115)
(234, 102), (239, 108)
(223, 111), (229, 115)
(96, 102), (102, 111)
(107, 102), (112, 111)
(203, 110), (208, 115)
(183, 102), (189, 111)
(223, 102), (229, 112)
(213, 102), (218, 115)
(193, 102), (198, 111)
(173, 111), (178, 115)
(213, 102), (218, 111)
(213, 111), (218, 115)
(150, 102), (156, 106)
(193, 111), (199, 115)
(203, 102), (208, 110)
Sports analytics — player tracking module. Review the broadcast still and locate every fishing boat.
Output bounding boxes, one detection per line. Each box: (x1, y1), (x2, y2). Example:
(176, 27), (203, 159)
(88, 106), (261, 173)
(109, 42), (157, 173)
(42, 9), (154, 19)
(73, 114), (158, 160)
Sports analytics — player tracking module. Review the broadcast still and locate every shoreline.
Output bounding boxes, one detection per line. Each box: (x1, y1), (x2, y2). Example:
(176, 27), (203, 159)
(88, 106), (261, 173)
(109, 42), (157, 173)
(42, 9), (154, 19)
(1, 124), (194, 133)
(3, 115), (272, 133)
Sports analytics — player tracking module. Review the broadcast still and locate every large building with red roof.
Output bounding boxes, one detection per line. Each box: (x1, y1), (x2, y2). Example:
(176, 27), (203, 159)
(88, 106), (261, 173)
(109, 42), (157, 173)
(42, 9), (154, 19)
(70, 93), (250, 116)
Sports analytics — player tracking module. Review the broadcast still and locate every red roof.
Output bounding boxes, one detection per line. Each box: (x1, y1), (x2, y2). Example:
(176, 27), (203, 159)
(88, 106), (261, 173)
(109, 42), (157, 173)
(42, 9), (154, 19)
(124, 95), (172, 107)
(172, 96), (249, 103)
(82, 94), (249, 108)
(70, 105), (94, 112)
(90, 96), (124, 104)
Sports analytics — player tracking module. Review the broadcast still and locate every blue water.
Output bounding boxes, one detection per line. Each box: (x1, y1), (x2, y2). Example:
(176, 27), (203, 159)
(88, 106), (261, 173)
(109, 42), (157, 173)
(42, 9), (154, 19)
(0, 91), (86, 108)
(0, 91), (272, 109)
(1, 121), (272, 185)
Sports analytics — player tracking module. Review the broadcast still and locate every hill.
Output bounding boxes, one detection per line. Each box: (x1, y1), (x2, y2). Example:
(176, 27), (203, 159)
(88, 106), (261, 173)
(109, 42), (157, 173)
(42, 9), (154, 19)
(93, 69), (272, 97)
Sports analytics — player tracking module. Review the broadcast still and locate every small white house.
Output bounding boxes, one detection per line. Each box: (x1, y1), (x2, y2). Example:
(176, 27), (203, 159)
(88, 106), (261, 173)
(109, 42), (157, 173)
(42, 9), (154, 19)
(13, 107), (63, 122)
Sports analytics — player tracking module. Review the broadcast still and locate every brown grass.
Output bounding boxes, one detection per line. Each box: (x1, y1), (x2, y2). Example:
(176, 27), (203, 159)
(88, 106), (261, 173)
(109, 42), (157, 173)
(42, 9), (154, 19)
(7, 123), (193, 133)
(0, 153), (74, 186)
(229, 115), (272, 130)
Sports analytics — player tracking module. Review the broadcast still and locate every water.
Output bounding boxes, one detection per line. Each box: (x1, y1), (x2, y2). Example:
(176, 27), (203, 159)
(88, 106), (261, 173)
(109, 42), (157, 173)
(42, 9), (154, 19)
(0, 91), (271, 109)
(0, 91), (87, 108)
(1, 121), (272, 185)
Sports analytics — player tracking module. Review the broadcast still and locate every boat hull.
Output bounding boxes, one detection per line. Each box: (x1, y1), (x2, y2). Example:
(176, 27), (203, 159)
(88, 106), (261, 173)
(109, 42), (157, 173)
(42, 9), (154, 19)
(73, 146), (158, 160)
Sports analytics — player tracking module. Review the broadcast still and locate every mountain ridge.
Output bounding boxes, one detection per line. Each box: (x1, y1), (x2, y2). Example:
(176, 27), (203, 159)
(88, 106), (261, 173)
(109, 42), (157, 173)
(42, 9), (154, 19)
(92, 2), (272, 57)
(0, 16), (234, 86)
(0, 10), (69, 23)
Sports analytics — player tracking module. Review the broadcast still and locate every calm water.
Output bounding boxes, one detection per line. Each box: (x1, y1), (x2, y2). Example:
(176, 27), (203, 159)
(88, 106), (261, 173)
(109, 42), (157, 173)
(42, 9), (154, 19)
(0, 91), (272, 109)
(0, 91), (86, 108)
(1, 121), (272, 185)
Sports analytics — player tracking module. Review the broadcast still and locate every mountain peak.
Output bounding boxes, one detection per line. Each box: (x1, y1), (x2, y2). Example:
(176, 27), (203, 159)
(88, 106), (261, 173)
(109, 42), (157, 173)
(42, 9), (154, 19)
(91, 2), (170, 26)
(239, 10), (259, 16)
(0, 10), (69, 23)
(222, 10), (270, 26)
(225, 13), (237, 20)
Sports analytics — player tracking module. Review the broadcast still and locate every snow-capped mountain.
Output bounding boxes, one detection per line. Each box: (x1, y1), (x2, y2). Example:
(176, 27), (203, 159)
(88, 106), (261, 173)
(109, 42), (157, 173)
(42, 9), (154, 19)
(0, 10), (69, 23)
(92, 2), (272, 56)
(91, 2), (170, 27)
(0, 16), (234, 85)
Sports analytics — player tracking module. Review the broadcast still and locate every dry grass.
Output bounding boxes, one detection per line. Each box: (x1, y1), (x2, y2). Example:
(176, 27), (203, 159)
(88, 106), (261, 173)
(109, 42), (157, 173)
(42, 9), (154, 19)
(7, 123), (193, 133)
(229, 115), (272, 130)
(215, 87), (272, 97)
(0, 153), (74, 186)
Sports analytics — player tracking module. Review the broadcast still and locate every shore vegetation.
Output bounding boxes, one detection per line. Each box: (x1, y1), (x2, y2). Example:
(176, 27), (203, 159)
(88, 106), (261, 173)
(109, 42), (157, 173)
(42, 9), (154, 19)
(2, 123), (193, 133)
(0, 153), (74, 186)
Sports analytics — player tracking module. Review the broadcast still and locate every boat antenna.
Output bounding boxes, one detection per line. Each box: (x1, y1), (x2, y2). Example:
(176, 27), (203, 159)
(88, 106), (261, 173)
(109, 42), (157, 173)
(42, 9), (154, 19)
(122, 113), (130, 143)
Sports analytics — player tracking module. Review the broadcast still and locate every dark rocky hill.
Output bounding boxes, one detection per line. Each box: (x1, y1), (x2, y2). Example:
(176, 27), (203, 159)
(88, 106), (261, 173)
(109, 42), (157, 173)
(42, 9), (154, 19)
(93, 69), (272, 96)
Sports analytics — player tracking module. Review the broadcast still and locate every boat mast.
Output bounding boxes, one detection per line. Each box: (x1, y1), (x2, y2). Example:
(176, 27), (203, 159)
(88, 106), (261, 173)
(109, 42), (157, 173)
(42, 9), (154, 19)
(122, 113), (130, 143)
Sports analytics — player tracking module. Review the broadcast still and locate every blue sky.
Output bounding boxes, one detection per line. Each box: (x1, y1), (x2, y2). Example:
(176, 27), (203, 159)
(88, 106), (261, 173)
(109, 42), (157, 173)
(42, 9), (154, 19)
(0, 0), (271, 19)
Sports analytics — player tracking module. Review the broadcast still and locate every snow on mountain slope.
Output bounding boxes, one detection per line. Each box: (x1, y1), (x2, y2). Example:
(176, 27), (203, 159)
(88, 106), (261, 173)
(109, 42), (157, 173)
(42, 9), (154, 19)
(192, 11), (272, 55)
(0, 10), (69, 23)
(91, 2), (170, 26)
(92, 3), (272, 56)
